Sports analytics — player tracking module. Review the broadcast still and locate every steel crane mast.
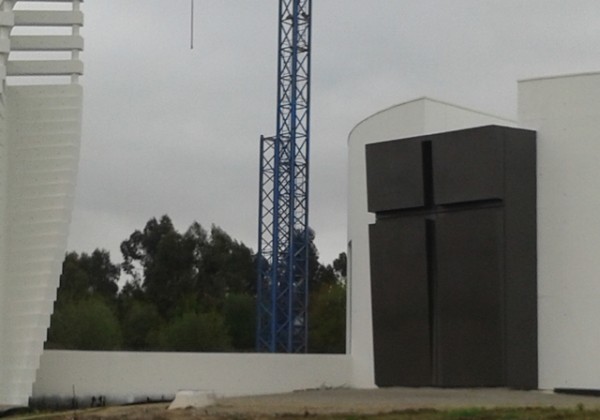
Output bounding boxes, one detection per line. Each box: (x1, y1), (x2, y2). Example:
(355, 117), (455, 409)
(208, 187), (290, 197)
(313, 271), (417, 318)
(257, 0), (312, 352)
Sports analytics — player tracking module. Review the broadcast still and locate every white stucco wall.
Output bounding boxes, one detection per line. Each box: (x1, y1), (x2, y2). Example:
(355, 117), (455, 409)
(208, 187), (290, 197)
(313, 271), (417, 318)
(519, 72), (600, 390)
(347, 98), (516, 388)
(33, 351), (352, 405)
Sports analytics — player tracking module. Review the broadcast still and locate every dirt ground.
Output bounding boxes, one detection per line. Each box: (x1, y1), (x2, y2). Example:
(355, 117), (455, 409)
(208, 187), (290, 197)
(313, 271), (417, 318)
(13, 388), (600, 419)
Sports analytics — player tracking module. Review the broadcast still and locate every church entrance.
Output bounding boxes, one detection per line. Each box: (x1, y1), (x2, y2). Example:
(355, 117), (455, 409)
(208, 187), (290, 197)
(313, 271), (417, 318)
(366, 125), (537, 389)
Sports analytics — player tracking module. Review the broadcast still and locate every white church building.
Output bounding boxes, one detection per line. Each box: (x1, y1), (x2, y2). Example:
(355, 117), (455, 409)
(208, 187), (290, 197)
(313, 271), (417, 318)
(32, 72), (600, 405)
(348, 72), (600, 391)
(1, 0), (600, 407)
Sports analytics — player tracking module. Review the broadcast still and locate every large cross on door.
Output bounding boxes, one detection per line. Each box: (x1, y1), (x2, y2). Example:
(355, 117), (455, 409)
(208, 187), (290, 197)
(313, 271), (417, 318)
(366, 125), (537, 389)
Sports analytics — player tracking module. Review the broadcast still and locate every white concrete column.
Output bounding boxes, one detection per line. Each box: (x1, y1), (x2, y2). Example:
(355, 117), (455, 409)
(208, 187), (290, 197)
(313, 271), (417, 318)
(0, 0), (14, 403)
(519, 72), (600, 390)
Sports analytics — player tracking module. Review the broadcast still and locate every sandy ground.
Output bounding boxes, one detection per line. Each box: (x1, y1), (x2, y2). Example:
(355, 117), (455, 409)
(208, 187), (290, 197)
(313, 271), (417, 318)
(22, 388), (600, 419)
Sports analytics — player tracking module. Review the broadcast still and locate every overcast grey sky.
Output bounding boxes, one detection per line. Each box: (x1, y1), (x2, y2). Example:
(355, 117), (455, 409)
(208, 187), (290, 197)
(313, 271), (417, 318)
(66, 0), (600, 265)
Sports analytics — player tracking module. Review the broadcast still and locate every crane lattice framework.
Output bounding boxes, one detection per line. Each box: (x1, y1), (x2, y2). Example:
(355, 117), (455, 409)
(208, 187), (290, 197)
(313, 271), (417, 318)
(257, 0), (312, 353)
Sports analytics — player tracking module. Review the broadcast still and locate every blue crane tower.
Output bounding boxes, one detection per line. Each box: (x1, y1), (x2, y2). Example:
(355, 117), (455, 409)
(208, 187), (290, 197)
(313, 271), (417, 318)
(256, 0), (312, 353)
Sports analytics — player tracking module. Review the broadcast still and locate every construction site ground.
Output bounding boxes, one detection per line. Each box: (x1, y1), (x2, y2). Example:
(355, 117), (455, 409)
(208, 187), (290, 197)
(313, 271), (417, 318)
(6, 387), (600, 419)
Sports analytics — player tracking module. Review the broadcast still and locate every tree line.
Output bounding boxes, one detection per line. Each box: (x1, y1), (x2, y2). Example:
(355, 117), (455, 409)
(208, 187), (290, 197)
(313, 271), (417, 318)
(46, 215), (346, 353)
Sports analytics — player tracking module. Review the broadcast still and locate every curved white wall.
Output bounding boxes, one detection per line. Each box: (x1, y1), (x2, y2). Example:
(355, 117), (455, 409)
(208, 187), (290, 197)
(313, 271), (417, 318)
(519, 72), (600, 390)
(347, 98), (516, 387)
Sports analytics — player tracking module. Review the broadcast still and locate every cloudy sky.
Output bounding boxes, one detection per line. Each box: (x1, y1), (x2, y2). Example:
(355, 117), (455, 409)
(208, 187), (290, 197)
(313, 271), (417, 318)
(60, 0), (600, 265)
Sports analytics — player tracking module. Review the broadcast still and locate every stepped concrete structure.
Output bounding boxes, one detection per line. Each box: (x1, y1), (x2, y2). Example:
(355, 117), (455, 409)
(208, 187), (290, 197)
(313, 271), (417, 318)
(0, 0), (83, 406)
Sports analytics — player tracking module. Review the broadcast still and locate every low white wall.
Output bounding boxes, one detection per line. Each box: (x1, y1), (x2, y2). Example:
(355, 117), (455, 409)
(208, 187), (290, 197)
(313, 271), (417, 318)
(33, 350), (352, 405)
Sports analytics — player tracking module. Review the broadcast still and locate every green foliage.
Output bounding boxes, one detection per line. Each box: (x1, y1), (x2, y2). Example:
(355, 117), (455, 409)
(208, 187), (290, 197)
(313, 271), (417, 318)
(307, 250), (347, 353)
(160, 311), (231, 352)
(333, 252), (347, 278)
(58, 252), (89, 301)
(308, 282), (346, 353)
(223, 293), (256, 350)
(121, 300), (163, 350)
(47, 250), (122, 350)
(447, 408), (487, 418)
(121, 215), (197, 318)
(57, 250), (119, 305)
(47, 297), (122, 350)
(120, 216), (255, 317)
(199, 226), (256, 304)
(48, 214), (347, 353)
(308, 231), (347, 292)
(313, 264), (338, 288)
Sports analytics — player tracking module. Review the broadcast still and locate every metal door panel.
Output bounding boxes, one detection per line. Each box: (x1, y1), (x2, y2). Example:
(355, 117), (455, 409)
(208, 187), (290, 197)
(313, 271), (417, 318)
(434, 208), (504, 386)
(369, 217), (431, 386)
(432, 127), (504, 204)
(366, 140), (424, 212)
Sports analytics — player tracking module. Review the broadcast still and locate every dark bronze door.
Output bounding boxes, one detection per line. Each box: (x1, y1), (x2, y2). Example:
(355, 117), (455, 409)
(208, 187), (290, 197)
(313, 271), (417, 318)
(367, 125), (537, 389)
(434, 208), (504, 387)
(369, 216), (431, 386)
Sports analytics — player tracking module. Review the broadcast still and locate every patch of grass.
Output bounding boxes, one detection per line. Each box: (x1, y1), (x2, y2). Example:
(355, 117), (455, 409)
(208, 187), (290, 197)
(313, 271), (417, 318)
(365, 408), (600, 420)
(298, 408), (600, 420)
(8, 407), (600, 420)
(446, 408), (488, 418)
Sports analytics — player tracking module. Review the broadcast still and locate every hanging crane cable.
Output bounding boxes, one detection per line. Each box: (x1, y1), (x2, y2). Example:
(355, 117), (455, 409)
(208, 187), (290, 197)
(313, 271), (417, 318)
(190, 0), (195, 49)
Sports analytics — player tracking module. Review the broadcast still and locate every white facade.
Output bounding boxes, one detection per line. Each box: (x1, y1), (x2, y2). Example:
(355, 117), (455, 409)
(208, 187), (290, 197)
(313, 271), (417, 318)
(0, 0), (83, 406)
(0, 0), (594, 402)
(347, 74), (600, 391)
(519, 72), (600, 390)
(347, 98), (517, 388)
